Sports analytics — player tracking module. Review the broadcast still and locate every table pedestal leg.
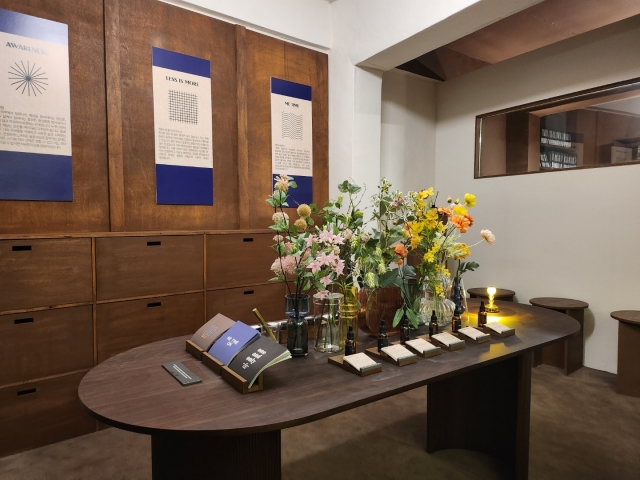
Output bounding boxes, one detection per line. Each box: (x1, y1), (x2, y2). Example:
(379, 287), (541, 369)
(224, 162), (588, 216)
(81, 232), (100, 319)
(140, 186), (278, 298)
(427, 352), (532, 480)
(151, 430), (281, 480)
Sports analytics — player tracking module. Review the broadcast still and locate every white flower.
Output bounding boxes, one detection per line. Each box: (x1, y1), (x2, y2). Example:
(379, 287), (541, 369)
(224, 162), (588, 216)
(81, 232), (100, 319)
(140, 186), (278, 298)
(480, 229), (495, 244)
(360, 232), (370, 243)
(343, 229), (353, 240)
(272, 212), (289, 224)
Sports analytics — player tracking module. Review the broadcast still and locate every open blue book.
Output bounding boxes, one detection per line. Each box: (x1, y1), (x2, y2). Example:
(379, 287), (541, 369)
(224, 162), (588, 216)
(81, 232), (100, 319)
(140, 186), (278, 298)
(207, 321), (260, 366)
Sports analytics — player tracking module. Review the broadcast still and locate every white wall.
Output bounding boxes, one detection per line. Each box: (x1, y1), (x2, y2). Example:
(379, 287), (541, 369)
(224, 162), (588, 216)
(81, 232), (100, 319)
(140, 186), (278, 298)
(381, 69), (437, 192)
(435, 16), (640, 373)
(162, 0), (332, 49)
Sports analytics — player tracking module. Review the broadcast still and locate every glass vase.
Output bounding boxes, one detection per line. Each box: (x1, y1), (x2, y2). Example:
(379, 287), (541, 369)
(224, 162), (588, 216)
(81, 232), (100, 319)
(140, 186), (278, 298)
(285, 294), (311, 357)
(338, 285), (359, 349)
(313, 292), (343, 353)
(420, 274), (455, 327)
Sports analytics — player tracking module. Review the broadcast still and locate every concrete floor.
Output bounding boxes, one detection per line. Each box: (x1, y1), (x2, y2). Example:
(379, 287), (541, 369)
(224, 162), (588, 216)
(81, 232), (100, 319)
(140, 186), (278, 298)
(1, 365), (639, 480)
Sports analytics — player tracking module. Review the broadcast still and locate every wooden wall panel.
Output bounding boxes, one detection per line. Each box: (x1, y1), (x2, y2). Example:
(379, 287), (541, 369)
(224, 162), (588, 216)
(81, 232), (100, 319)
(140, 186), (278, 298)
(106, 0), (238, 231)
(243, 29), (329, 229)
(0, 0), (109, 234)
(206, 283), (285, 325)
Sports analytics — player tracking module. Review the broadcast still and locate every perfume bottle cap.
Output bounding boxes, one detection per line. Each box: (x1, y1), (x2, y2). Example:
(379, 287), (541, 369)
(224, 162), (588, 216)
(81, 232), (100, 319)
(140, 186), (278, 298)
(430, 310), (437, 322)
(379, 318), (387, 335)
(479, 301), (486, 313)
(454, 304), (462, 316)
(347, 324), (354, 340)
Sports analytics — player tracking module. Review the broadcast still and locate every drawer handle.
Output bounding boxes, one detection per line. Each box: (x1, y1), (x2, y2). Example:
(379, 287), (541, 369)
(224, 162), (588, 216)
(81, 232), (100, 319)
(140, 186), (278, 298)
(243, 238), (254, 242)
(147, 302), (162, 308)
(147, 241), (162, 246)
(244, 290), (254, 295)
(14, 317), (34, 325)
(18, 388), (36, 397)
(12, 245), (31, 251)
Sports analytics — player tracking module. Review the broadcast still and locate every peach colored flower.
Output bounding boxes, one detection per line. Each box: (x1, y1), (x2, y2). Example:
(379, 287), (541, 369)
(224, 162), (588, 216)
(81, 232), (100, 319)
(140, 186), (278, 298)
(437, 207), (452, 217)
(394, 244), (408, 259)
(464, 213), (474, 227)
(451, 215), (471, 233)
(481, 229), (495, 244)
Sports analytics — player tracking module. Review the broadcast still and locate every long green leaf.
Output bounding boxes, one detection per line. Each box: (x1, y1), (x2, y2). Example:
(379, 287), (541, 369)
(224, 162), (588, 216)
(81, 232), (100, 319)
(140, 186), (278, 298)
(392, 308), (404, 327)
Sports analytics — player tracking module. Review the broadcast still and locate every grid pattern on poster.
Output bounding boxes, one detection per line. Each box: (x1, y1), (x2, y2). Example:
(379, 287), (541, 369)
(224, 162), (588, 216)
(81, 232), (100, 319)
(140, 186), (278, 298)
(168, 90), (198, 125)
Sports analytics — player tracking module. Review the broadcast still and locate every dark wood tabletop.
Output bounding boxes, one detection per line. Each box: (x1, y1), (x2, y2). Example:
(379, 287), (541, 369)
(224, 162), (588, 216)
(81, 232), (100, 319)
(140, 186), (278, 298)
(78, 299), (579, 437)
(467, 287), (515, 299)
(529, 297), (588, 310)
(610, 310), (640, 325)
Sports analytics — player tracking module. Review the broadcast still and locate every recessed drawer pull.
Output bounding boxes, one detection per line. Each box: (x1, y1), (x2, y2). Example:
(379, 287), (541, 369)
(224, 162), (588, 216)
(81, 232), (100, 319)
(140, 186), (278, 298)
(147, 302), (162, 308)
(244, 290), (254, 295)
(17, 388), (36, 397)
(12, 245), (31, 251)
(14, 317), (34, 325)
(243, 238), (254, 242)
(147, 241), (161, 246)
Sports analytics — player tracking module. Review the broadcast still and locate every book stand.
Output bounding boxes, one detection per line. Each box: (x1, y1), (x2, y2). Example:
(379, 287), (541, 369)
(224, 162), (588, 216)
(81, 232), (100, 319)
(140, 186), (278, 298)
(455, 329), (491, 344)
(482, 325), (516, 338)
(365, 347), (418, 367)
(392, 340), (442, 358)
(185, 340), (205, 360)
(424, 335), (465, 351)
(328, 355), (382, 377)
(202, 351), (224, 375)
(221, 366), (264, 394)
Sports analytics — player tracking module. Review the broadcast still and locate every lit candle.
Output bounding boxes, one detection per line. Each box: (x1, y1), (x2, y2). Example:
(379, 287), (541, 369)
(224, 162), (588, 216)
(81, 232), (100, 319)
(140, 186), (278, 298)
(486, 286), (500, 313)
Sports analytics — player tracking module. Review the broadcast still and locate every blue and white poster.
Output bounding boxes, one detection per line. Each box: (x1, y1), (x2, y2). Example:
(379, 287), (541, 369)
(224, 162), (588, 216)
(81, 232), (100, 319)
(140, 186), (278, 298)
(270, 78), (313, 205)
(0, 9), (72, 201)
(152, 47), (213, 205)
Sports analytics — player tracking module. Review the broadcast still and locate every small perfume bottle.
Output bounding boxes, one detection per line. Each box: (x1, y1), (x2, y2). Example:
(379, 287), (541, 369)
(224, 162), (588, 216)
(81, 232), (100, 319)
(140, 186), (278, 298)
(345, 324), (356, 355)
(478, 301), (487, 329)
(429, 310), (439, 337)
(400, 315), (411, 344)
(452, 304), (462, 334)
(377, 319), (389, 352)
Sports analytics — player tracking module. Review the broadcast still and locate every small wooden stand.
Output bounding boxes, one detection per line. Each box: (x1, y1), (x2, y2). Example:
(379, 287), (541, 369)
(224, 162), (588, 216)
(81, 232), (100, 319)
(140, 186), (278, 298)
(482, 325), (516, 338)
(365, 347), (418, 367)
(185, 340), (205, 360)
(425, 334), (465, 351)
(220, 366), (264, 394)
(393, 340), (442, 358)
(201, 352), (224, 375)
(455, 329), (491, 344)
(328, 355), (382, 377)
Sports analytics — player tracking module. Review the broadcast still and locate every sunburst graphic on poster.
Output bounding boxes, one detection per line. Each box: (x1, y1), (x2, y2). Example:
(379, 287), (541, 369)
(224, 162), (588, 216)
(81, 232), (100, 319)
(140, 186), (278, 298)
(8, 61), (48, 96)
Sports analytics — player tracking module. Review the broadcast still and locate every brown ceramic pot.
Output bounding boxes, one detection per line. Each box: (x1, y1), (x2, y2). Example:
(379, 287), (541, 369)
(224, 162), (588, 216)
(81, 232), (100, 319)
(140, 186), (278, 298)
(357, 287), (403, 336)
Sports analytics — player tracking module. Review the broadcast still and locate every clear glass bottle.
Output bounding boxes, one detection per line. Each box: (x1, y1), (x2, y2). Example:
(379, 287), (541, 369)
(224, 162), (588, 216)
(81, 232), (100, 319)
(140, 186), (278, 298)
(313, 292), (344, 353)
(285, 294), (311, 357)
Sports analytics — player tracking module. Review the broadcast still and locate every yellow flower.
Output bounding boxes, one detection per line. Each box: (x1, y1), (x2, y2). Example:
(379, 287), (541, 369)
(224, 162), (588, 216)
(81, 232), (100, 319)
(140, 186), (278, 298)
(424, 209), (439, 229)
(410, 221), (424, 236)
(437, 222), (447, 233)
(422, 244), (441, 263)
(452, 205), (468, 216)
(451, 243), (471, 260)
(464, 193), (476, 208)
(294, 218), (308, 231)
(435, 285), (444, 298)
(410, 235), (422, 249)
(297, 204), (311, 217)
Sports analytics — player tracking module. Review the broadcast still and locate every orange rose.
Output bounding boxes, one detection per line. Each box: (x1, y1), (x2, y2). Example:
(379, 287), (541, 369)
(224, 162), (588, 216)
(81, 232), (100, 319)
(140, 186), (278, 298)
(451, 215), (471, 233)
(394, 244), (408, 259)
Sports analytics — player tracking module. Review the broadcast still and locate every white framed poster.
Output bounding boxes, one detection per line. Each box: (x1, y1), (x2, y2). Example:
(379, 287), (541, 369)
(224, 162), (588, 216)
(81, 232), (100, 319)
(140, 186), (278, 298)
(152, 47), (213, 205)
(0, 8), (72, 201)
(270, 78), (313, 205)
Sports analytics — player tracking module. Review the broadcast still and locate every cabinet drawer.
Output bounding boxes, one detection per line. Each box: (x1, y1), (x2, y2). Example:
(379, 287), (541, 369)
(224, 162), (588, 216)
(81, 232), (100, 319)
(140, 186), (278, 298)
(0, 306), (93, 386)
(206, 233), (275, 289)
(0, 372), (95, 458)
(96, 235), (203, 300)
(206, 283), (285, 325)
(0, 238), (92, 312)
(96, 293), (204, 363)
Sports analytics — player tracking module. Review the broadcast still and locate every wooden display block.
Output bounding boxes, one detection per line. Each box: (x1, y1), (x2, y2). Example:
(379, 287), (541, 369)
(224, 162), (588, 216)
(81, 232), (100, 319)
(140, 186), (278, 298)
(455, 328), (491, 344)
(185, 340), (205, 360)
(392, 340), (442, 359)
(423, 334), (466, 351)
(220, 366), (263, 394)
(365, 347), (418, 367)
(328, 355), (382, 377)
(201, 352), (224, 375)
(482, 325), (516, 338)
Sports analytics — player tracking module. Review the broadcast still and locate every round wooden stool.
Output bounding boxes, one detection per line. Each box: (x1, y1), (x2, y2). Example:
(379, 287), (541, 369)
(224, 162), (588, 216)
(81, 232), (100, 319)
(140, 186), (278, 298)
(611, 310), (640, 398)
(530, 297), (588, 375)
(468, 287), (516, 302)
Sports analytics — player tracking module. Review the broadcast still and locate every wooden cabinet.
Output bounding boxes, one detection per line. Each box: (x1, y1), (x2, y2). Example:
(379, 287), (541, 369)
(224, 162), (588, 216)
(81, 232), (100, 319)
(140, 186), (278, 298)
(96, 235), (204, 300)
(206, 283), (284, 325)
(0, 238), (92, 312)
(0, 372), (95, 457)
(0, 306), (93, 386)
(97, 293), (204, 363)
(206, 233), (275, 289)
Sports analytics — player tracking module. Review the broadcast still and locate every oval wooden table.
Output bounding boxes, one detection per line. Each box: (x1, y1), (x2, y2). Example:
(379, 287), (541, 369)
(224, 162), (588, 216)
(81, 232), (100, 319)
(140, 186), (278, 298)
(468, 287), (516, 302)
(610, 310), (640, 398)
(79, 300), (579, 480)
(529, 297), (588, 375)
